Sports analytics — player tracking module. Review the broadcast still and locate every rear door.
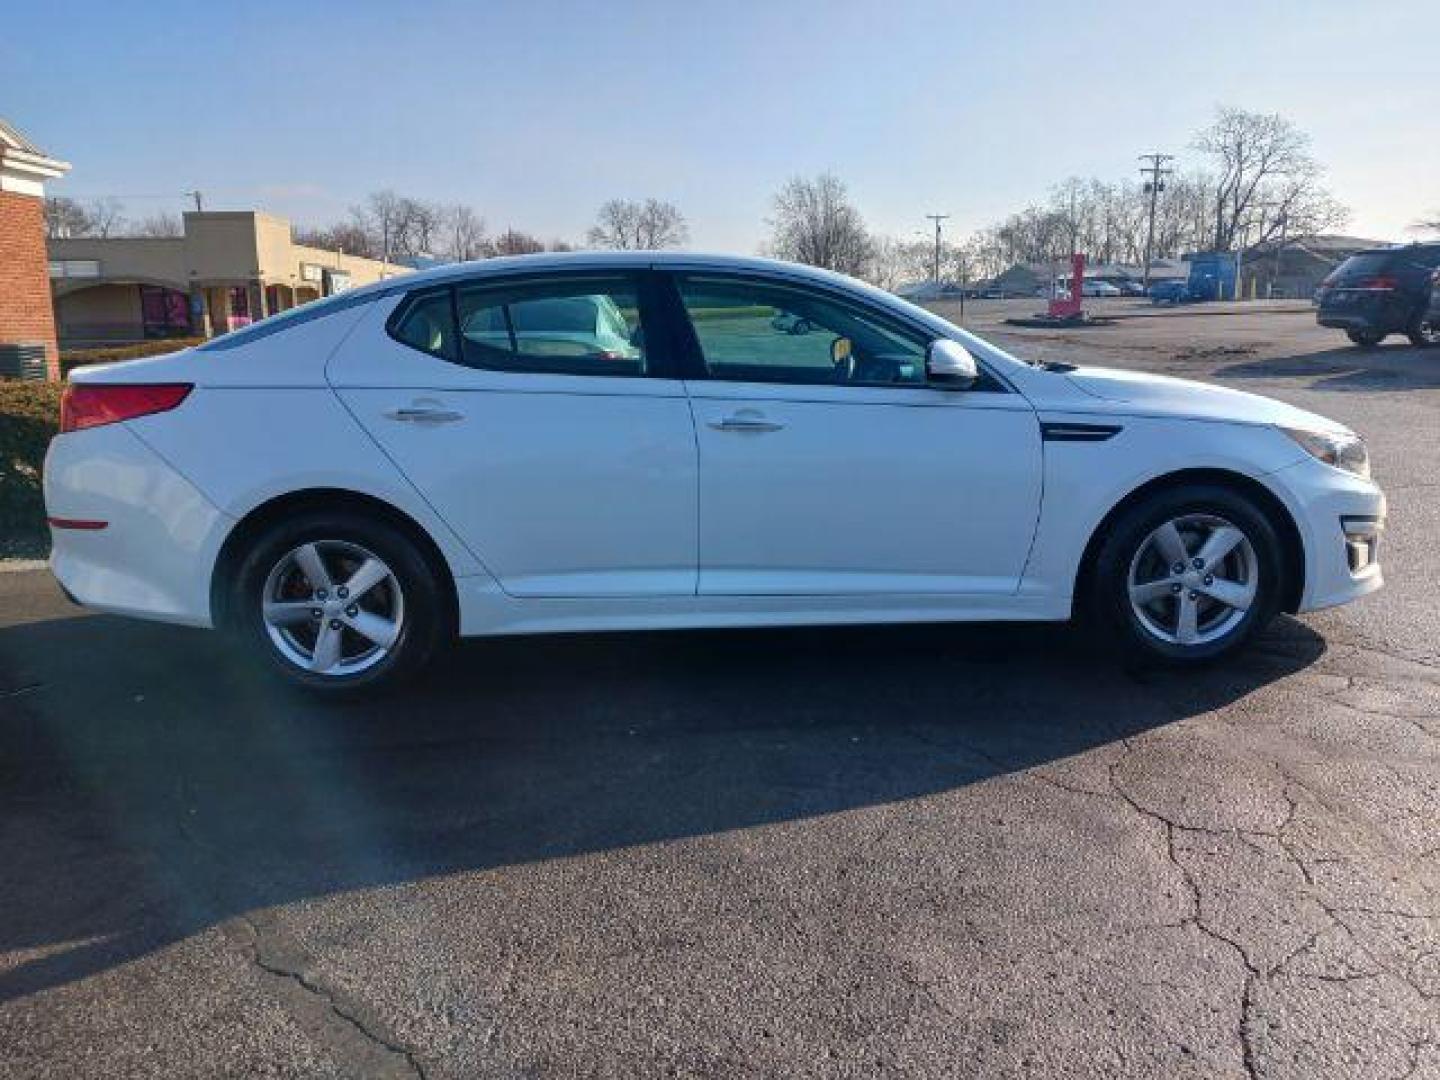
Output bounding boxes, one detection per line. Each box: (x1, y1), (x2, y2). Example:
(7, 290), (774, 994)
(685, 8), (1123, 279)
(329, 271), (698, 597)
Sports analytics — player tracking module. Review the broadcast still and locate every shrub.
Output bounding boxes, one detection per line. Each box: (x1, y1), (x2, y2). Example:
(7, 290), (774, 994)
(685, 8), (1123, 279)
(0, 381), (63, 558)
(61, 338), (203, 378)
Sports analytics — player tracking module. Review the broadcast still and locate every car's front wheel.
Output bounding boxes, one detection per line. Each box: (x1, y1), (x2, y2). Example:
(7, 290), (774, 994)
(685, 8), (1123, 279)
(1089, 485), (1284, 664)
(1347, 329), (1385, 347)
(230, 511), (449, 693)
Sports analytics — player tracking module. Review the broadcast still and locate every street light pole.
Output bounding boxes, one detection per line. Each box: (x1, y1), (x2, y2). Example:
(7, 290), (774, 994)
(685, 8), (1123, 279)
(924, 213), (949, 287)
(1138, 153), (1174, 291)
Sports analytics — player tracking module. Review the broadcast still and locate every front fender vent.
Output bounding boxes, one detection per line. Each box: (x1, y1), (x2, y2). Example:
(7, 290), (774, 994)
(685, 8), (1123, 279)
(1040, 422), (1122, 443)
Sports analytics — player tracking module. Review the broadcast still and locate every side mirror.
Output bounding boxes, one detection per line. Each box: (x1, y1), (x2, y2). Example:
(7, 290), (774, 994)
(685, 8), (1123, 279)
(927, 338), (979, 389)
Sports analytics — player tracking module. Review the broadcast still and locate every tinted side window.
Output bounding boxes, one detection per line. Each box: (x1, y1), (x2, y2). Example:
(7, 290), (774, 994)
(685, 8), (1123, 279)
(390, 290), (456, 359)
(676, 275), (928, 387)
(454, 276), (646, 377)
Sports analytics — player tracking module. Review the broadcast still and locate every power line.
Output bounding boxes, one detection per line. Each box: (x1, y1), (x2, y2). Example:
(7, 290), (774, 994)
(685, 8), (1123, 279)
(1138, 152), (1175, 290)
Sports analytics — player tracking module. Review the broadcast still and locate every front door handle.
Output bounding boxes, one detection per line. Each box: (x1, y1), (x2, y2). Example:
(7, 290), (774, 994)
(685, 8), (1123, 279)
(708, 411), (784, 433)
(383, 405), (464, 424)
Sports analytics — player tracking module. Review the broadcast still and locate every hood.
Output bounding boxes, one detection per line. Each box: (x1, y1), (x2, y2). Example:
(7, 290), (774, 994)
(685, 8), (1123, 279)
(1063, 365), (1350, 434)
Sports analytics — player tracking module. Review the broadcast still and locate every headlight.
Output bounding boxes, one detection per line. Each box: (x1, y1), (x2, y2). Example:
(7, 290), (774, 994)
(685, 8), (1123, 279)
(1281, 426), (1370, 479)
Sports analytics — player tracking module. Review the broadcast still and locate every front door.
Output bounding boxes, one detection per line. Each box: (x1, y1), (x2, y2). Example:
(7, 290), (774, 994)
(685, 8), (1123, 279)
(330, 272), (697, 597)
(670, 272), (1042, 596)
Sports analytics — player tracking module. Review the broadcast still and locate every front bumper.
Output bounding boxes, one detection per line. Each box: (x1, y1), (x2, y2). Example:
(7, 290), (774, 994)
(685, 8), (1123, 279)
(1268, 455), (1385, 613)
(43, 423), (231, 627)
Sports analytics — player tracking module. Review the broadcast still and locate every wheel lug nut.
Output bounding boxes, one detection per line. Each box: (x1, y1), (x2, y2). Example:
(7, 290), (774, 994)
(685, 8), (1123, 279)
(311, 608), (322, 619)
(1192, 558), (1204, 569)
(1171, 583), (1182, 593)
(345, 605), (358, 617)
(316, 589), (328, 600)
(329, 619), (341, 630)
(337, 587), (349, 599)
(1187, 590), (1198, 600)
(1203, 575), (1214, 586)
(1172, 563), (1185, 575)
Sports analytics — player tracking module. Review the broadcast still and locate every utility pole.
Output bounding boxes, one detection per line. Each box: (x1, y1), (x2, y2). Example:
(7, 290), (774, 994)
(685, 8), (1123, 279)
(924, 213), (949, 286)
(187, 189), (204, 212)
(1270, 211), (1288, 299)
(1138, 153), (1174, 290)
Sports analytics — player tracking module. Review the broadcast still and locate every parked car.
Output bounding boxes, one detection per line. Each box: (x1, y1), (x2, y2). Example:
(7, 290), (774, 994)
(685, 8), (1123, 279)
(1149, 280), (1192, 304)
(1081, 280), (1122, 298)
(770, 311), (814, 335)
(463, 292), (641, 363)
(46, 252), (1384, 693)
(1428, 268), (1440, 330)
(1315, 242), (1440, 347)
(1117, 280), (1146, 297)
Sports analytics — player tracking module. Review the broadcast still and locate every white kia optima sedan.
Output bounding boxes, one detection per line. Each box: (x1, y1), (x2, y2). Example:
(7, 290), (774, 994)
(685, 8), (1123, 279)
(44, 253), (1385, 693)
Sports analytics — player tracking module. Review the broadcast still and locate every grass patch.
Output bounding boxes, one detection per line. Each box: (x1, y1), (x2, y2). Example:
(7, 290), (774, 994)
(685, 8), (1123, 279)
(0, 381), (63, 559)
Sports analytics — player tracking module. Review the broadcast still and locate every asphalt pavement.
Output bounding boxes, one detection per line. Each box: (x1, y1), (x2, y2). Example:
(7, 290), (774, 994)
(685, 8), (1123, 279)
(1, 307), (1437, 1078)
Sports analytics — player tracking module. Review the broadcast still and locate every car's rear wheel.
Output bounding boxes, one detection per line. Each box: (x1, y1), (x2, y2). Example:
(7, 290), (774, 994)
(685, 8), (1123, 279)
(230, 511), (448, 693)
(1407, 314), (1440, 348)
(1089, 485), (1284, 664)
(1347, 329), (1385, 347)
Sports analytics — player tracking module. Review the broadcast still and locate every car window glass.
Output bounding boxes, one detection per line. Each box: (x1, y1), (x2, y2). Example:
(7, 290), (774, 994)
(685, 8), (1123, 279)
(676, 275), (927, 387)
(390, 291), (455, 359)
(454, 276), (646, 376)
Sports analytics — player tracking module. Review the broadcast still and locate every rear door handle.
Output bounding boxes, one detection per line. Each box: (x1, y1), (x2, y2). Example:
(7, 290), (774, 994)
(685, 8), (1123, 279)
(708, 411), (784, 433)
(383, 406), (464, 424)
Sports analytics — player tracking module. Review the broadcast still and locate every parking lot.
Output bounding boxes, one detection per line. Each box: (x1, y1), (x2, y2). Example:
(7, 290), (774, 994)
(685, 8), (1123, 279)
(1, 304), (1437, 1078)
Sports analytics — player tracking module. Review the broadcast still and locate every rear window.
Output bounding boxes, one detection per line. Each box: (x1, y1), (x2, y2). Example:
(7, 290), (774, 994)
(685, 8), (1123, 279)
(1334, 253), (1395, 278)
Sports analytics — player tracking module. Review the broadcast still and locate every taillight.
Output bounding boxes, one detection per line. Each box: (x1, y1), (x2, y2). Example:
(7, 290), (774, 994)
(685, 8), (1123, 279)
(60, 383), (192, 433)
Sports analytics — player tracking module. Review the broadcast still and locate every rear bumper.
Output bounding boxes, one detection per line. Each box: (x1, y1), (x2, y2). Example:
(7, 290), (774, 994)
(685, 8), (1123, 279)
(1269, 456), (1386, 613)
(43, 424), (231, 627)
(1316, 293), (1416, 333)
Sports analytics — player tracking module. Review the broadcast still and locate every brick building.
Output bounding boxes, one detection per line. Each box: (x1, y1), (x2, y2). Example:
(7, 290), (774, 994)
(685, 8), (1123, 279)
(0, 119), (70, 380)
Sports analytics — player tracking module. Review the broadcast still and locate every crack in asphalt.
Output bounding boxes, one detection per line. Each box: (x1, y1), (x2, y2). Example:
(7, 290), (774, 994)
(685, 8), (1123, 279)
(236, 914), (427, 1080)
(1101, 753), (1263, 1078)
(168, 775), (427, 1079)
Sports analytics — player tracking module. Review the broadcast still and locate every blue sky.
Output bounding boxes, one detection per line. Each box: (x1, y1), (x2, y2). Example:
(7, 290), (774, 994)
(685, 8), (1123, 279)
(6, 0), (1435, 249)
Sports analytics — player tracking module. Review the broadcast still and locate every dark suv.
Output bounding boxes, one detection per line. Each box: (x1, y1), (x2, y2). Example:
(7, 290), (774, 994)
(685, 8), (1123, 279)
(1316, 243), (1440, 347)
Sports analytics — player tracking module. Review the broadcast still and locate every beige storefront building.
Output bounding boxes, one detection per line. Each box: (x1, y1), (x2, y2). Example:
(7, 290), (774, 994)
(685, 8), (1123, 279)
(49, 211), (408, 344)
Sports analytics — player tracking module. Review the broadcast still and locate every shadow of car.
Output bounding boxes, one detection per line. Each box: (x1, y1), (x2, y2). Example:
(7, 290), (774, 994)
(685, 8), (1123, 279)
(0, 595), (1326, 1003)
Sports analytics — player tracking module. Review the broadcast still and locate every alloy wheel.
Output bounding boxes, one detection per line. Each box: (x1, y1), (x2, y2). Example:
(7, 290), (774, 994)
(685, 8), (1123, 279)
(261, 540), (405, 675)
(1126, 514), (1258, 646)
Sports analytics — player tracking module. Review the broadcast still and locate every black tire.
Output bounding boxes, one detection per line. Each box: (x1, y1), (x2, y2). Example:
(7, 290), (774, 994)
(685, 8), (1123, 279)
(1347, 329), (1385, 347)
(229, 509), (450, 695)
(1407, 314), (1440, 348)
(1088, 484), (1284, 665)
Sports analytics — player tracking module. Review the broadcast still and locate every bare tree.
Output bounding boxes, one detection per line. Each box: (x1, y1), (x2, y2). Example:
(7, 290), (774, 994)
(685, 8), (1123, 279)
(295, 220), (376, 258)
(132, 212), (184, 238)
(44, 196), (94, 238)
(401, 198), (444, 257)
(85, 197), (126, 238)
(768, 173), (873, 276)
(586, 198), (688, 249)
(1193, 107), (1347, 251)
(492, 228), (545, 256)
(442, 204), (489, 261)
